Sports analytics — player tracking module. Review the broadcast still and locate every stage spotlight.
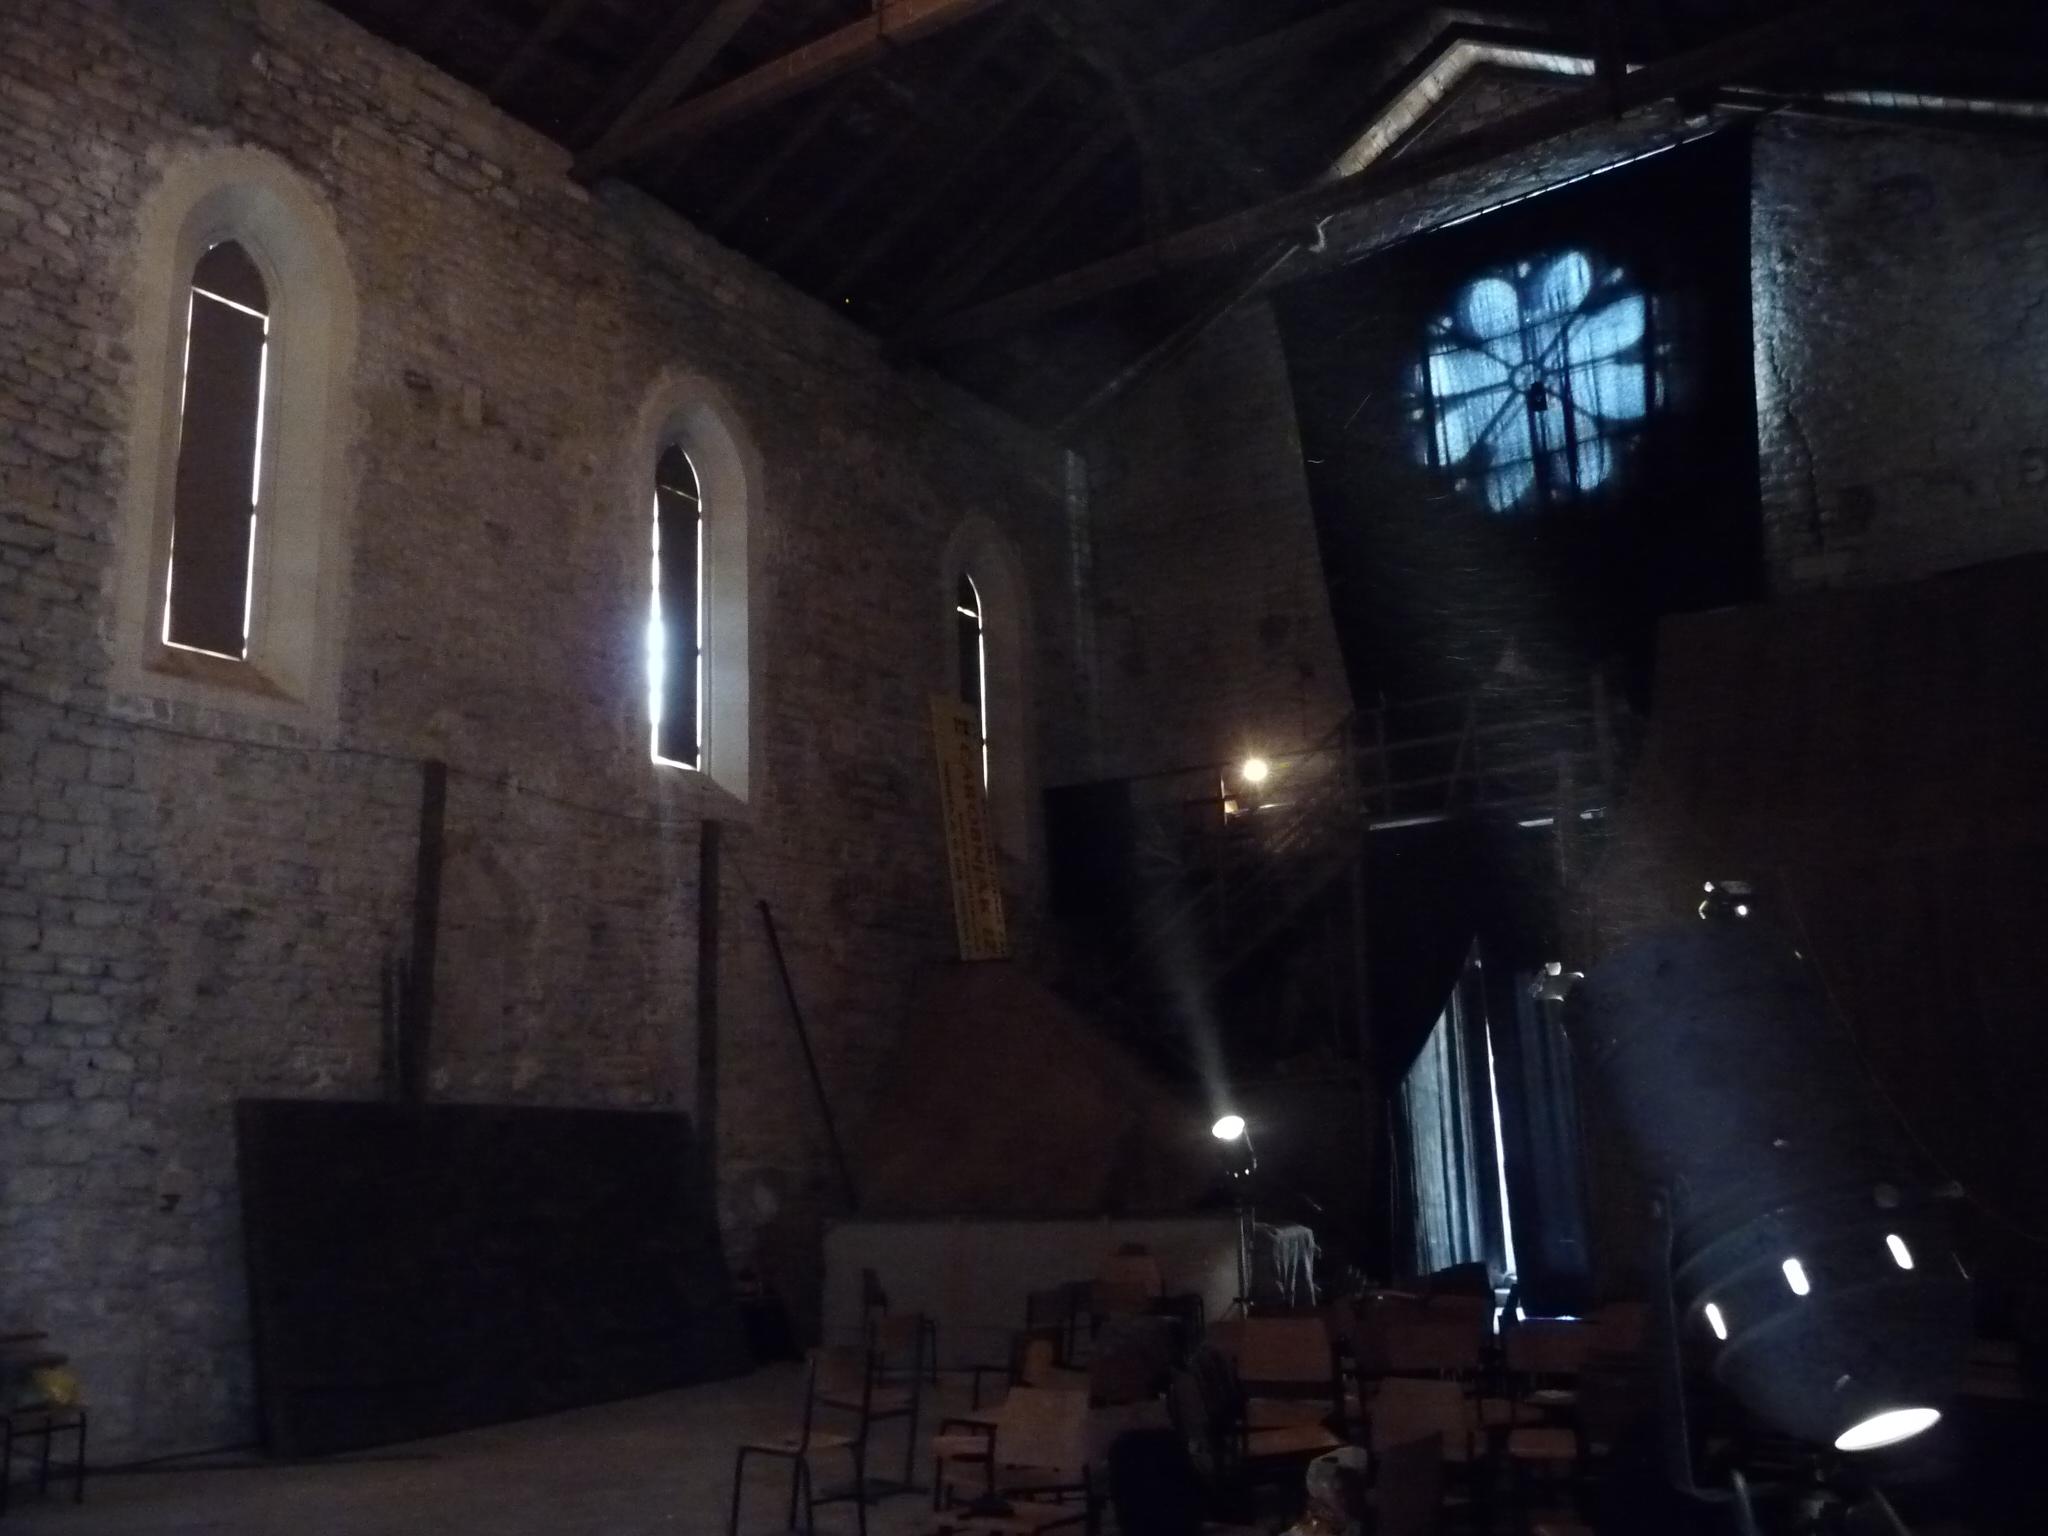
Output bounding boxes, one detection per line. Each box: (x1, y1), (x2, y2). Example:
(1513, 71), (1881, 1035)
(1211, 1114), (1246, 1141)
(1569, 897), (1970, 1460)
(1239, 757), (1270, 787)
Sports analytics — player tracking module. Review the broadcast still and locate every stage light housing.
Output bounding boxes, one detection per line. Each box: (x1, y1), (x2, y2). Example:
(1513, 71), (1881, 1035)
(1569, 911), (1969, 1455)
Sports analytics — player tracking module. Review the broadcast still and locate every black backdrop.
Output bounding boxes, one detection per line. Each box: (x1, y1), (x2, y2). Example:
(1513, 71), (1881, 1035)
(1274, 128), (1762, 709)
(238, 1100), (747, 1456)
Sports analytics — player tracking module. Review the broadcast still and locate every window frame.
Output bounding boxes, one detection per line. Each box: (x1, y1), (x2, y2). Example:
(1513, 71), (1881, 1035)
(630, 373), (756, 807)
(111, 148), (358, 735)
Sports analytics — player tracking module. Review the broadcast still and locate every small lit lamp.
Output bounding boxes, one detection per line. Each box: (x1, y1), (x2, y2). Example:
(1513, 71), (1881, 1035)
(1239, 758), (1271, 788)
(1568, 889), (1969, 1470)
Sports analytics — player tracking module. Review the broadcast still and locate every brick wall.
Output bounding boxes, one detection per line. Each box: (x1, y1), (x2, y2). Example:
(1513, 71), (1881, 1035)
(1753, 114), (2048, 590)
(0, 0), (1077, 1457)
(1081, 303), (1352, 781)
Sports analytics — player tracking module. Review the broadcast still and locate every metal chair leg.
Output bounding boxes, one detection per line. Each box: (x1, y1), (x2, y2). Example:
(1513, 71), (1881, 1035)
(852, 1443), (868, 1536)
(728, 1447), (750, 1536)
(799, 1457), (817, 1536)
(785, 1449), (803, 1531)
(73, 1412), (86, 1504)
(38, 1417), (52, 1495)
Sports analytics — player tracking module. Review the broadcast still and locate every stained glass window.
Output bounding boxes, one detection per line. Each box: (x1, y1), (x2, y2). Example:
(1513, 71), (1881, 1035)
(1416, 250), (1659, 513)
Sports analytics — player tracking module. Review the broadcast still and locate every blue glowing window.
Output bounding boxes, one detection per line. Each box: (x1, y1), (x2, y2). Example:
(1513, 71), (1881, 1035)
(1416, 251), (1659, 513)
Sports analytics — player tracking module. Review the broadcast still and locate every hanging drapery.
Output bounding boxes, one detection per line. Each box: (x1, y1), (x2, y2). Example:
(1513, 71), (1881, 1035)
(1393, 944), (1497, 1281)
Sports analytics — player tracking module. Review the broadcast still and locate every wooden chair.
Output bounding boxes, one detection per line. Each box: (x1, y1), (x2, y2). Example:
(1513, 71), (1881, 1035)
(728, 1351), (867, 1536)
(820, 1328), (922, 1496)
(930, 1385), (1097, 1532)
(1367, 1377), (1478, 1468)
(1503, 1321), (1594, 1412)
(1372, 1431), (1445, 1536)
(1208, 1316), (1343, 1436)
(0, 1331), (85, 1517)
(861, 1272), (939, 1386)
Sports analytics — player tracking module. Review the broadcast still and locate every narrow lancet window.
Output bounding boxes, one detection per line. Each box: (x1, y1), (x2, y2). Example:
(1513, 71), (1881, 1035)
(649, 444), (703, 769)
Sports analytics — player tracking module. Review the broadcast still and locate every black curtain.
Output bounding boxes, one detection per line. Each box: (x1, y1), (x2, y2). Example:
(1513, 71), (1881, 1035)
(1484, 964), (1594, 1316)
(1273, 128), (1761, 710)
(1391, 943), (1509, 1283)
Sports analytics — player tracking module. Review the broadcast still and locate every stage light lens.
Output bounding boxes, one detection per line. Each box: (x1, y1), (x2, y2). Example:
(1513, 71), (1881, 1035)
(1240, 757), (1270, 786)
(1834, 1407), (1941, 1452)
(1782, 1258), (1811, 1295)
(1887, 1233), (1914, 1270)
(1704, 1302), (1728, 1341)
(1211, 1114), (1246, 1141)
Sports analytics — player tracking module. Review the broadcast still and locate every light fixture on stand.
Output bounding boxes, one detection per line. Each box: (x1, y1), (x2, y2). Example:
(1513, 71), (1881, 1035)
(1212, 1113), (1258, 1315)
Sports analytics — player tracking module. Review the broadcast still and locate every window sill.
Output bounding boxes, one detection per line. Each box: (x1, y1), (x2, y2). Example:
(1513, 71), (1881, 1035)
(109, 642), (333, 740)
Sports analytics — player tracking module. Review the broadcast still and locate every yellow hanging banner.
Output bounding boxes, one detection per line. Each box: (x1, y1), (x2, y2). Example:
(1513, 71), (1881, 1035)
(930, 694), (1008, 961)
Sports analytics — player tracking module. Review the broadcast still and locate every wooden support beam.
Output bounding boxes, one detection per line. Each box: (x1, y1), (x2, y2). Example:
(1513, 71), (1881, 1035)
(761, 3), (1036, 269)
(902, 0), (1399, 319)
(575, 0), (774, 158)
(575, 0), (1009, 180)
(490, 0), (599, 98)
(908, 0), (1913, 347)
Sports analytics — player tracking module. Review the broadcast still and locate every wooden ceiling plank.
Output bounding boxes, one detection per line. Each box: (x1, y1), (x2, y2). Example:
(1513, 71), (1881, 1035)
(576, 0), (776, 156)
(490, 0), (603, 98)
(759, 2), (1040, 268)
(575, 0), (1010, 180)
(907, 0), (1918, 347)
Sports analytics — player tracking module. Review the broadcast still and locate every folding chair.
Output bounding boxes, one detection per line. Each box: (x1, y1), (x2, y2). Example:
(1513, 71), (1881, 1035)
(728, 1351), (867, 1536)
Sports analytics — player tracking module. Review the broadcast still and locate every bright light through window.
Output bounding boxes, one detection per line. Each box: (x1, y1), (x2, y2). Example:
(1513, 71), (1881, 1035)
(1484, 1015), (1519, 1281)
(1417, 250), (1659, 513)
(649, 446), (703, 771)
(956, 573), (988, 790)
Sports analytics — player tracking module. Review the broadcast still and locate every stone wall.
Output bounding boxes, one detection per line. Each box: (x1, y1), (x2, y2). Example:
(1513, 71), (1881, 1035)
(1081, 303), (1352, 781)
(1752, 114), (2048, 591)
(0, 0), (1078, 1458)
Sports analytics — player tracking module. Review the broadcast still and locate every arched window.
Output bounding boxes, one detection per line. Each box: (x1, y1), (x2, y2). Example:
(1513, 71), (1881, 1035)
(940, 519), (1032, 861)
(164, 240), (270, 660)
(1417, 250), (1657, 514)
(629, 374), (755, 803)
(112, 147), (358, 734)
(955, 572), (988, 788)
(649, 444), (703, 770)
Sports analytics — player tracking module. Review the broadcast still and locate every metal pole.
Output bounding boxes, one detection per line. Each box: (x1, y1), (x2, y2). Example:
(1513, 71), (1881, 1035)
(757, 900), (860, 1210)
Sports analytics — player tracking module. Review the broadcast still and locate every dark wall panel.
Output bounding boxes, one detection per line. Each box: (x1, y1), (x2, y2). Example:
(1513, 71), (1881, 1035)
(237, 1100), (747, 1457)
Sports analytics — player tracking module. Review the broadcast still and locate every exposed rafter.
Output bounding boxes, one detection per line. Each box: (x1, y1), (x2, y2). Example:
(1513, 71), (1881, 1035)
(760, 2), (1040, 269)
(903, 0), (1427, 321)
(490, 0), (601, 97)
(905, 0), (1917, 348)
(574, 0), (1010, 181)
(575, 0), (776, 157)
(704, 72), (870, 233)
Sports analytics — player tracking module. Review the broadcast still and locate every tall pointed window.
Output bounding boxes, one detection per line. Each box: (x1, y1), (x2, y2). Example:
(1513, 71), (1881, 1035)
(956, 573), (988, 788)
(164, 240), (269, 659)
(649, 444), (703, 770)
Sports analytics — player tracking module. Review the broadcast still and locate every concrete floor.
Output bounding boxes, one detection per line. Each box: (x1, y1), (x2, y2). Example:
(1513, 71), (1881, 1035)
(2, 1366), (975, 1536)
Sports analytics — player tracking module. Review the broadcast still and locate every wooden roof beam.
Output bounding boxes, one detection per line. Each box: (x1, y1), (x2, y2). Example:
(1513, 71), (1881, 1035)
(490, 0), (601, 98)
(575, 0), (776, 156)
(574, 0), (1010, 181)
(907, 0), (1920, 348)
